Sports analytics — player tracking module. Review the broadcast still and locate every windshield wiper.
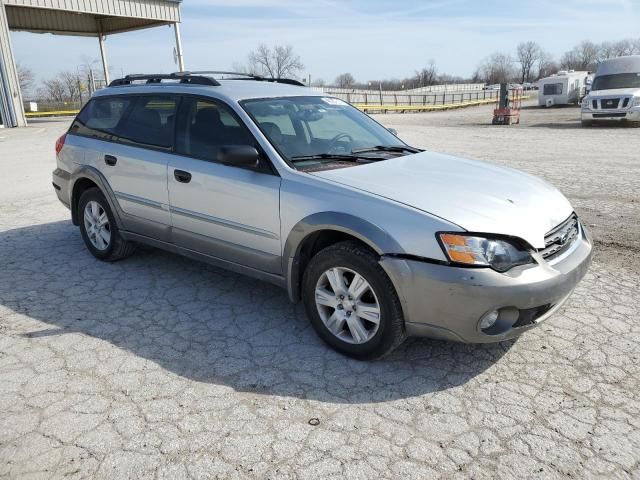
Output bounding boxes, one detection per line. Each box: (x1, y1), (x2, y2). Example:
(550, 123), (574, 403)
(290, 153), (377, 163)
(351, 145), (422, 154)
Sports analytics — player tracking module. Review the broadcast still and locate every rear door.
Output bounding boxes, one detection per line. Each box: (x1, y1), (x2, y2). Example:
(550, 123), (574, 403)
(70, 95), (178, 240)
(167, 96), (282, 274)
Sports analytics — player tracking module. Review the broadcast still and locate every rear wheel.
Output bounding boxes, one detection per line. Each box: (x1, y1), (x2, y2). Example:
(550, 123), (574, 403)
(302, 241), (406, 360)
(78, 188), (135, 261)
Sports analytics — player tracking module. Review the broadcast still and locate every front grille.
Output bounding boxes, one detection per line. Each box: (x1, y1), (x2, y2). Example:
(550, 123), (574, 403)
(592, 99), (598, 109)
(538, 214), (579, 260)
(601, 98), (620, 109)
(622, 98), (630, 108)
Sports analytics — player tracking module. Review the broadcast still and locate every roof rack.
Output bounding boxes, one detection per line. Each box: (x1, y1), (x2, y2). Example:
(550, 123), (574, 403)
(108, 71), (306, 88)
(108, 73), (220, 87)
(182, 71), (306, 87)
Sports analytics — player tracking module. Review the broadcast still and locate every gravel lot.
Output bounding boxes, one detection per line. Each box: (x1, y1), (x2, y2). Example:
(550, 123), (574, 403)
(1, 103), (639, 479)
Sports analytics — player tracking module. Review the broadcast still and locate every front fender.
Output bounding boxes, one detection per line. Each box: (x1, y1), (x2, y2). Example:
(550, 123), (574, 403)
(282, 211), (404, 302)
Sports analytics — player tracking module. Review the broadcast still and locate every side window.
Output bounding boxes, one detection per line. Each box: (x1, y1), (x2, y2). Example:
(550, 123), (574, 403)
(175, 97), (256, 162)
(543, 83), (563, 95)
(70, 97), (131, 141)
(116, 96), (178, 150)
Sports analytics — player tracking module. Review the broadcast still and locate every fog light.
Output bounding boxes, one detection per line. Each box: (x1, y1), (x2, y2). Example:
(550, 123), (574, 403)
(479, 310), (500, 330)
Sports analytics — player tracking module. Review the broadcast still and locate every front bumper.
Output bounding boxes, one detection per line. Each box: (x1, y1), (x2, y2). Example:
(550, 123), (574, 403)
(582, 108), (640, 122)
(380, 225), (593, 343)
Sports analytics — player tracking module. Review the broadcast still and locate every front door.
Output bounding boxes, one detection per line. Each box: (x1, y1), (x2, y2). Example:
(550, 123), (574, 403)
(167, 96), (282, 274)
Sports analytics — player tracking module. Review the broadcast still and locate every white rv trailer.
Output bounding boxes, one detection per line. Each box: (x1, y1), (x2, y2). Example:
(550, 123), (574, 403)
(537, 70), (590, 107)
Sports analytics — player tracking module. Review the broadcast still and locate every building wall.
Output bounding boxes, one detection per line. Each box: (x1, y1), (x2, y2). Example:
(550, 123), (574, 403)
(0, 1), (26, 127)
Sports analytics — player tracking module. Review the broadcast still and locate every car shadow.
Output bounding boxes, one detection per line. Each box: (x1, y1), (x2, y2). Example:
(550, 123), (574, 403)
(528, 122), (584, 129)
(0, 220), (515, 403)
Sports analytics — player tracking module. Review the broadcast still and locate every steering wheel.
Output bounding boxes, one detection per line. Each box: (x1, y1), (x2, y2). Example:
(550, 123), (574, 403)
(327, 133), (354, 154)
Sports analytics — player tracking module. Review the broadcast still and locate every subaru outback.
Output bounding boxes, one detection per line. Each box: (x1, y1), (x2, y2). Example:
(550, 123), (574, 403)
(52, 72), (592, 359)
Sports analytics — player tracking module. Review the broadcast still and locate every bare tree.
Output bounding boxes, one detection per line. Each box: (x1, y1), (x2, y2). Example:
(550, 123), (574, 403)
(537, 49), (557, 79)
(561, 41), (600, 71)
(415, 60), (437, 87)
(311, 78), (326, 87)
(41, 78), (67, 103)
(476, 52), (516, 84)
(516, 41), (541, 83)
(40, 71), (83, 103)
(16, 64), (35, 97)
(247, 44), (303, 79)
(334, 73), (356, 88)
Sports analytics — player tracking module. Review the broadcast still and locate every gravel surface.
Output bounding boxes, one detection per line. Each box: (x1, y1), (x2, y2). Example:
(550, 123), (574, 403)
(0, 107), (638, 479)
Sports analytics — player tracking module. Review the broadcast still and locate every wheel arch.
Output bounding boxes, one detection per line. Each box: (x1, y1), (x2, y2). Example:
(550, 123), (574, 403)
(70, 166), (123, 228)
(283, 212), (404, 302)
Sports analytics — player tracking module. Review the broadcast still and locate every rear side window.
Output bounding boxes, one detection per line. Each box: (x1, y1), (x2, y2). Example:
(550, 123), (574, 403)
(70, 97), (131, 140)
(116, 96), (178, 150)
(69, 95), (178, 150)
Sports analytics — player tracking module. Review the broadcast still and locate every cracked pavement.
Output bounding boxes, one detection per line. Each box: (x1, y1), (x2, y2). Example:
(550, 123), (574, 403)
(1, 107), (639, 479)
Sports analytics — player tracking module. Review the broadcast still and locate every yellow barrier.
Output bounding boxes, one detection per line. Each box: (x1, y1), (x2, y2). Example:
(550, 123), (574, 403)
(25, 110), (80, 117)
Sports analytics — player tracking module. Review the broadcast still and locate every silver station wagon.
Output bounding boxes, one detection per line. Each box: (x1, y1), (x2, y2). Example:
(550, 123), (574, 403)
(52, 72), (592, 359)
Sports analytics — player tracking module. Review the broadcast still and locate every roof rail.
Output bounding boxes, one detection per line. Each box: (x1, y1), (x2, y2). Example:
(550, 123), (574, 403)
(108, 71), (306, 88)
(182, 71), (306, 87)
(109, 73), (220, 87)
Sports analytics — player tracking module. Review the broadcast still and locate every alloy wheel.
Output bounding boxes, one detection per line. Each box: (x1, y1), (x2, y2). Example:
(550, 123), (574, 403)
(83, 200), (111, 251)
(314, 266), (381, 344)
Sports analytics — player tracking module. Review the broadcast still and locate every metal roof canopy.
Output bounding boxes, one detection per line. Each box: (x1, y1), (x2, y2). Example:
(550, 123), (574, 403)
(0, 0), (184, 127)
(4, 0), (181, 36)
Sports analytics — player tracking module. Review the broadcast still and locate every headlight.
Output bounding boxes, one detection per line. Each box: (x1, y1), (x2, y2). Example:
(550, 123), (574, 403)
(581, 97), (591, 109)
(633, 96), (640, 107)
(438, 233), (533, 272)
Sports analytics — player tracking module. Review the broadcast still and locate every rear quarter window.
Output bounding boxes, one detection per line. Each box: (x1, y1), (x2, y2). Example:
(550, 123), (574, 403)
(70, 97), (131, 140)
(69, 95), (178, 150)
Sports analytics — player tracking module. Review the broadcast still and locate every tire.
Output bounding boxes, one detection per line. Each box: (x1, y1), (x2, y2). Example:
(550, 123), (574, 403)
(302, 241), (406, 360)
(78, 187), (135, 262)
(581, 120), (593, 127)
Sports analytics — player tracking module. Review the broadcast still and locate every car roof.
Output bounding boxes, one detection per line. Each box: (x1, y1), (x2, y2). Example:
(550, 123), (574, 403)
(93, 78), (325, 103)
(595, 55), (640, 77)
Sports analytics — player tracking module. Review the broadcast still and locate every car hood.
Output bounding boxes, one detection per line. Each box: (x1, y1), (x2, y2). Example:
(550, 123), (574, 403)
(310, 151), (574, 249)
(590, 88), (640, 96)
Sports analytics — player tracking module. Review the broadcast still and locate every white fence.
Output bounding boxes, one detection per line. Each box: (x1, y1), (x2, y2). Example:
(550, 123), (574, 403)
(312, 84), (495, 107)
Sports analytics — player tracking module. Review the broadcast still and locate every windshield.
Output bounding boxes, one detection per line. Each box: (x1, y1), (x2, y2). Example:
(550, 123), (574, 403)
(242, 96), (406, 166)
(591, 73), (640, 91)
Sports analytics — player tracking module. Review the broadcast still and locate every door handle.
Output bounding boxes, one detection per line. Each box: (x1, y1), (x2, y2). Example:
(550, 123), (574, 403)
(174, 169), (192, 183)
(104, 155), (117, 166)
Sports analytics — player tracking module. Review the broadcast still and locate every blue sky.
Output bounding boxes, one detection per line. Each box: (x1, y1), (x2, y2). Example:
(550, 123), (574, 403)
(10, 0), (640, 86)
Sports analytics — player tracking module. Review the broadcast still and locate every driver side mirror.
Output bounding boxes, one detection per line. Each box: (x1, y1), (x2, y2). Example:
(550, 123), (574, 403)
(218, 146), (260, 167)
(388, 128), (398, 136)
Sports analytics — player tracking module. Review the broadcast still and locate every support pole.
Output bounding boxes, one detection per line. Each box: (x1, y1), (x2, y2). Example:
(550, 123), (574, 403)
(174, 23), (185, 72)
(98, 34), (110, 86)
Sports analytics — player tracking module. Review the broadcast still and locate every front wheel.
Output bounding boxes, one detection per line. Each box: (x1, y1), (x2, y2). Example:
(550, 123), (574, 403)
(302, 241), (406, 360)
